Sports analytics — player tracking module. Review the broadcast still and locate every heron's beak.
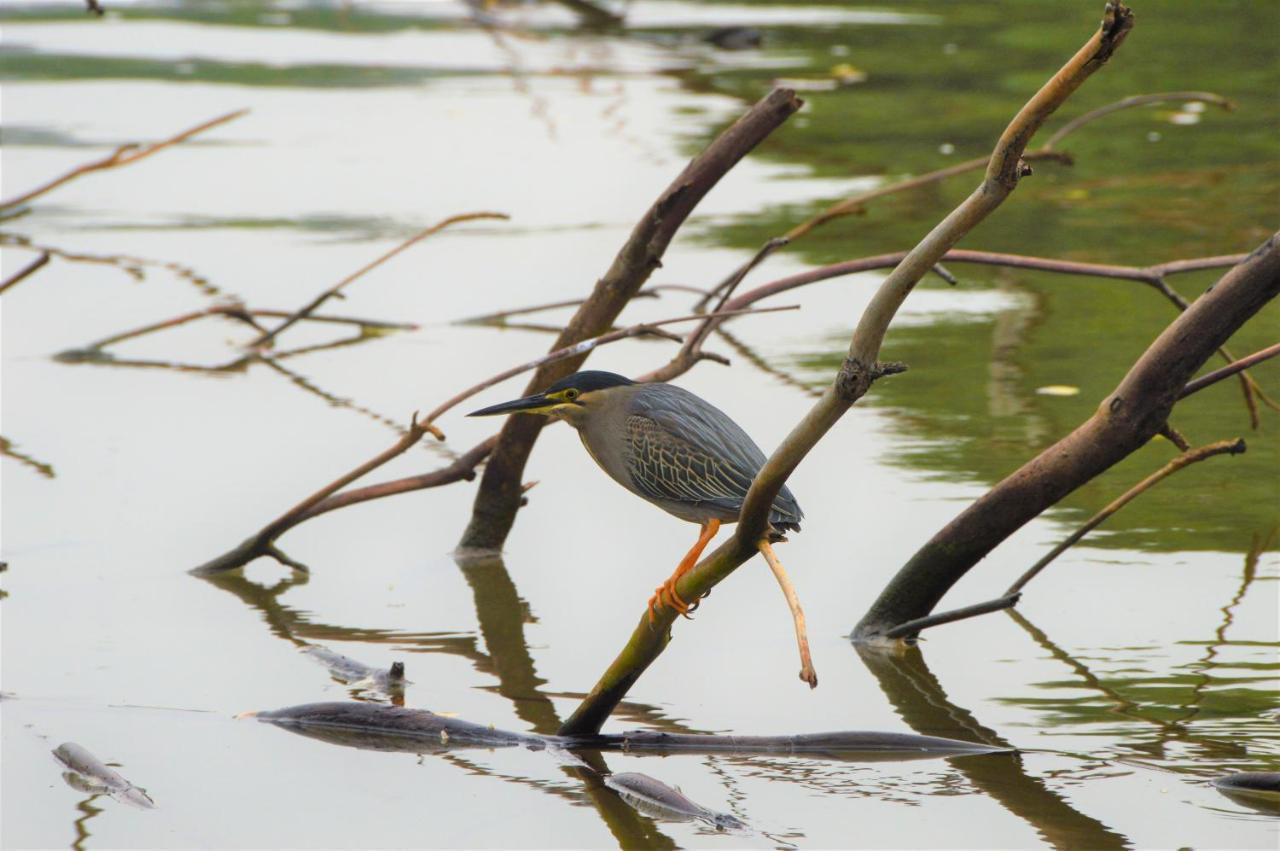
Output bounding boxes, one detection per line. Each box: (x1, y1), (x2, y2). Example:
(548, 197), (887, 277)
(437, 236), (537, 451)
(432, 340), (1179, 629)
(467, 393), (557, 417)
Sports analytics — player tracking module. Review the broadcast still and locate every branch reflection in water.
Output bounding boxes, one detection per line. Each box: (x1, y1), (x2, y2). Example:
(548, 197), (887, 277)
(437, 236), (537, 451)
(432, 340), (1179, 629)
(1003, 528), (1276, 772)
(856, 642), (1131, 850)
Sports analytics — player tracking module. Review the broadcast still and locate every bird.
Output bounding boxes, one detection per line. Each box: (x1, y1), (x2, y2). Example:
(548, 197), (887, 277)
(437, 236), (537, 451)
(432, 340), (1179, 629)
(468, 370), (804, 621)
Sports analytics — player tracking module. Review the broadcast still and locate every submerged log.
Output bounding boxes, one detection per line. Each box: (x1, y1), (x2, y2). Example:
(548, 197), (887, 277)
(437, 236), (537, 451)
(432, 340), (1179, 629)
(248, 701), (1010, 761)
(1211, 772), (1280, 815)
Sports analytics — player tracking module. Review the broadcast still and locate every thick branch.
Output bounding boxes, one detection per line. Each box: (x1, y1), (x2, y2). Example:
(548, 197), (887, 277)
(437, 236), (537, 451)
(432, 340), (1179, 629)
(560, 4), (1134, 737)
(459, 87), (803, 551)
(855, 233), (1280, 643)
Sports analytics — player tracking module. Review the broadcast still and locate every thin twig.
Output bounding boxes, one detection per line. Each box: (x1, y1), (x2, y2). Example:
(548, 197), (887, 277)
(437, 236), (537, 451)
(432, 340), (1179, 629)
(692, 237), (789, 312)
(0, 110), (248, 211)
(881, 594), (1021, 641)
(248, 211), (508, 349)
(722, 249), (1272, 424)
(783, 91), (1228, 243)
(1042, 91), (1233, 149)
(192, 437), (496, 576)
(1005, 439), (1247, 596)
(426, 305), (795, 424)
(68, 305), (416, 354)
(656, 238), (789, 380)
(1180, 342), (1280, 399)
(0, 252), (50, 295)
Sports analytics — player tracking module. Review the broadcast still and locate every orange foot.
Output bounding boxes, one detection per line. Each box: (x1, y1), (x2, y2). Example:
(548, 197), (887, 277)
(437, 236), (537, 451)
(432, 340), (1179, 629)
(647, 579), (692, 623)
(645, 519), (720, 624)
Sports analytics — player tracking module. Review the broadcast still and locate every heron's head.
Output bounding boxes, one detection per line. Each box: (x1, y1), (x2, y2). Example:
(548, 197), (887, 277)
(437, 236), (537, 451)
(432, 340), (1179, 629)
(467, 370), (634, 427)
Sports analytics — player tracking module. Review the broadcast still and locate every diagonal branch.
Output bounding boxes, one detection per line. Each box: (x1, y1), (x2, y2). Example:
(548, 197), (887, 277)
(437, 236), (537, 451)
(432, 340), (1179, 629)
(247, 211), (508, 349)
(559, 2), (1135, 737)
(0, 110), (248, 211)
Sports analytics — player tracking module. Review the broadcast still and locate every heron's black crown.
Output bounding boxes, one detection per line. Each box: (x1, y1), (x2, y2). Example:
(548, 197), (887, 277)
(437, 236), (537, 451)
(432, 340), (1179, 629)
(545, 371), (635, 394)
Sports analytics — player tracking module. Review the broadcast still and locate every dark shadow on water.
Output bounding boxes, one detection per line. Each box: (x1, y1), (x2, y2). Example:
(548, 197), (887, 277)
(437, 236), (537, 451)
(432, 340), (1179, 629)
(856, 642), (1132, 850)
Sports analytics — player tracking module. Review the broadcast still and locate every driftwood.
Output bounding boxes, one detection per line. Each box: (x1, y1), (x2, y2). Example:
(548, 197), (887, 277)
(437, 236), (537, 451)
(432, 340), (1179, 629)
(248, 701), (1009, 761)
(854, 232), (1280, 643)
(557, 2), (1136, 737)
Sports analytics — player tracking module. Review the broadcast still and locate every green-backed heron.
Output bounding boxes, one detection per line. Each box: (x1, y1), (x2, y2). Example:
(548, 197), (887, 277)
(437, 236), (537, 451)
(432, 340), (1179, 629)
(469, 371), (813, 681)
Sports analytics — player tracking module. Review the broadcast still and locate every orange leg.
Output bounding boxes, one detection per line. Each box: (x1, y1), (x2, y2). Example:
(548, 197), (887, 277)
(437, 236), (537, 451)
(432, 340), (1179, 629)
(648, 519), (721, 622)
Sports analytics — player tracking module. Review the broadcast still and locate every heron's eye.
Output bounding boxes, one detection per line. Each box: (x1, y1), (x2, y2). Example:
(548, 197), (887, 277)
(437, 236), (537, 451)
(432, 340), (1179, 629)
(563, 388), (580, 401)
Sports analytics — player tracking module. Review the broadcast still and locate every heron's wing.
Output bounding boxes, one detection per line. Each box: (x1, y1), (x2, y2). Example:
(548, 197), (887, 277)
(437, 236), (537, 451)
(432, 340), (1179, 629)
(624, 385), (802, 526)
(625, 413), (757, 511)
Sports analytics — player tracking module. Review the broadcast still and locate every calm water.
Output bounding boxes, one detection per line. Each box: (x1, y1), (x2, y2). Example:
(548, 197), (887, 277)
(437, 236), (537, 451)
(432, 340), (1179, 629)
(2, 0), (1277, 848)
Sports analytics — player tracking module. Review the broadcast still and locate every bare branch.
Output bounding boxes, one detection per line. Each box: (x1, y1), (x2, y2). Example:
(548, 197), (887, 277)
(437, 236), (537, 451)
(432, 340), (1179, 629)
(1005, 439), (1247, 596)
(0, 110), (248, 211)
(783, 88), (1222, 243)
(426, 304), (795, 424)
(1042, 91), (1233, 149)
(0, 251), (50, 295)
(855, 232), (1280, 643)
(1180, 342), (1280, 399)
(248, 211), (508, 349)
(882, 594), (1021, 641)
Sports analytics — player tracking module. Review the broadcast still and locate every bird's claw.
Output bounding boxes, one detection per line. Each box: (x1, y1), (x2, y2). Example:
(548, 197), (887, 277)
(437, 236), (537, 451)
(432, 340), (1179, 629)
(647, 580), (695, 623)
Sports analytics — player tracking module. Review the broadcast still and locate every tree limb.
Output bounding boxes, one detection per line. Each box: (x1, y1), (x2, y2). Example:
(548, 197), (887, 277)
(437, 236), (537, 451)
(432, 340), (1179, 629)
(854, 232), (1280, 644)
(559, 2), (1135, 736)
